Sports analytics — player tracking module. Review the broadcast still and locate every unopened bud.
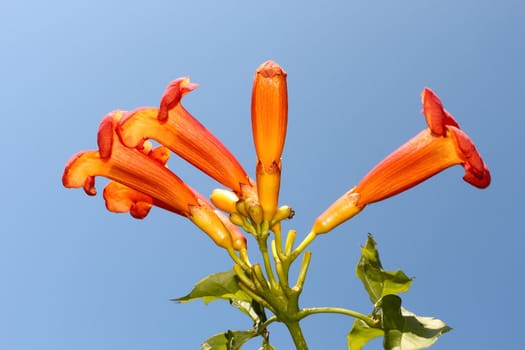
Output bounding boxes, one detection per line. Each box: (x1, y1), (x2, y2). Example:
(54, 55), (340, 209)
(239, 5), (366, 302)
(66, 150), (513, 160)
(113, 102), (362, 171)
(210, 189), (239, 214)
(230, 212), (245, 227)
(248, 202), (264, 225)
(272, 205), (294, 223)
(236, 200), (249, 217)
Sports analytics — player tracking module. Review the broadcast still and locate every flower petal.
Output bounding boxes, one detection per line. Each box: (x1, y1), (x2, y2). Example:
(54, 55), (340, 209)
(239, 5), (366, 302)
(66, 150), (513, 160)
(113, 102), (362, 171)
(251, 60), (288, 168)
(449, 126), (491, 188)
(118, 79), (252, 196)
(215, 209), (247, 251)
(311, 190), (362, 235)
(188, 202), (233, 249)
(158, 77), (199, 121)
(421, 87), (459, 136)
(355, 129), (463, 206)
(62, 111), (199, 216)
(256, 159), (281, 221)
(103, 181), (153, 219)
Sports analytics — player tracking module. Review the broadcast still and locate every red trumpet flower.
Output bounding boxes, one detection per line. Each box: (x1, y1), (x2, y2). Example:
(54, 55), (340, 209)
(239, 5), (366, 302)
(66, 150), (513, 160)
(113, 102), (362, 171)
(312, 88), (491, 235)
(62, 111), (245, 250)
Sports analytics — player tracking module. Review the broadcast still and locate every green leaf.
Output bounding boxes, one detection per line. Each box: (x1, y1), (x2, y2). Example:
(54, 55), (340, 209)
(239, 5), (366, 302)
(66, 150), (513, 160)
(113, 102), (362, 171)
(201, 330), (256, 350)
(347, 319), (384, 350)
(174, 270), (251, 304)
(258, 342), (276, 350)
(380, 295), (405, 331)
(356, 234), (413, 303)
(380, 295), (451, 350)
(397, 308), (452, 349)
(348, 295), (451, 350)
(230, 299), (266, 326)
(380, 295), (406, 349)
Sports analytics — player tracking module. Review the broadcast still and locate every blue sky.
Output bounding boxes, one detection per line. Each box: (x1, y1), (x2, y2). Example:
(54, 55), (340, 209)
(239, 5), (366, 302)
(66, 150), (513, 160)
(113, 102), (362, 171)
(2, 1), (523, 349)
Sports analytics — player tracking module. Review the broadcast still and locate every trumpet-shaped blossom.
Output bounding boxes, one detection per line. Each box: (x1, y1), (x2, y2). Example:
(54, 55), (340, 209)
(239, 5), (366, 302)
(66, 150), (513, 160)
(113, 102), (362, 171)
(251, 60), (288, 221)
(62, 110), (243, 250)
(117, 78), (255, 199)
(101, 143), (171, 219)
(311, 87), (491, 235)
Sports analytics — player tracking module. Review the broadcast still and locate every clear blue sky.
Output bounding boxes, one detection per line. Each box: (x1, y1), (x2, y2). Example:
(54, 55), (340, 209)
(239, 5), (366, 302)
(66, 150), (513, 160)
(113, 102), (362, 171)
(2, 1), (523, 349)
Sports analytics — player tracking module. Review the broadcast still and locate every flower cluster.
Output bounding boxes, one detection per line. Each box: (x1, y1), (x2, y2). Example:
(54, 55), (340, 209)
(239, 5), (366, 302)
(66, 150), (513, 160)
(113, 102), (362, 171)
(62, 61), (490, 252)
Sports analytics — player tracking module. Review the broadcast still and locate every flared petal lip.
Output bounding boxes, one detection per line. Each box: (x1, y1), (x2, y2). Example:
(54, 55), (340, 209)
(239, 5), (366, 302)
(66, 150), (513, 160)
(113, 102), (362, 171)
(421, 87), (459, 136)
(158, 77), (199, 121)
(422, 87), (491, 188)
(62, 111), (200, 216)
(448, 126), (491, 188)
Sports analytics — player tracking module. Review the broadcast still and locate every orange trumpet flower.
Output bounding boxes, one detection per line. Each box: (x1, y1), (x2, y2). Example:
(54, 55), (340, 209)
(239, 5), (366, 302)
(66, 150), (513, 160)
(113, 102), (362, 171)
(62, 111), (244, 250)
(251, 60), (288, 221)
(117, 77), (255, 199)
(312, 87), (491, 235)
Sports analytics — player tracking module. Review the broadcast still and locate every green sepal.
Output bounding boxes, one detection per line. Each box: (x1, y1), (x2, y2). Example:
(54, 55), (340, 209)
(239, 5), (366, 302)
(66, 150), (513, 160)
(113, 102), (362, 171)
(356, 234), (413, 303)
(174, 270), (251, 304)
(201, 330), (256, 350)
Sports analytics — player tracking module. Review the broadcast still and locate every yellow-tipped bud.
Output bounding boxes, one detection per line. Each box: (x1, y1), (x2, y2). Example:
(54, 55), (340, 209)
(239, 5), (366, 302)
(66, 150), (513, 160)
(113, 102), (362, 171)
(229, 212), (245, 227)
(272, 205), (295, 223)
(235, 200), (249, 217)
(248, 201), (264, 225)
(210, 189), (239, 214)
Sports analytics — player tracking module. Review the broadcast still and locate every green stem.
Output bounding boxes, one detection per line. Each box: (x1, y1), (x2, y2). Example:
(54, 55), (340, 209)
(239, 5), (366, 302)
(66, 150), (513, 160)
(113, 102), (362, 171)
(298, 307), (378, 327)
(259, 315), (278, 329)
(252, 264), (270, 292)
(272, 222), (284, 258)
(227, 247), (250, 271)
(272, 240), (290, 290)
(294, 251), (312, 292)
(232, 264), (256, 291)
(258, 236), (279, 290)
(238, 281), (275, 313)
(239, 249), (252, 267)
(284, 229), (297, 256)
(291, 231), (316, 260)
(284, 320), (309, 350)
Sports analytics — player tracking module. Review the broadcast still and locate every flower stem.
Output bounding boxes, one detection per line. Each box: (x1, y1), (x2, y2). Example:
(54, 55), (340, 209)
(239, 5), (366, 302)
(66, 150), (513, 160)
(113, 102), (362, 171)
(294, 251), (311, 292)
(284, 320), (309, 350)
(298, 307), (378, 327)
(227, 247), (250, 271)
(292, 231), (316, 260)
(258, 236), (279, 290)
(272, 222), (284, 258)
(284, 229), (297, 255)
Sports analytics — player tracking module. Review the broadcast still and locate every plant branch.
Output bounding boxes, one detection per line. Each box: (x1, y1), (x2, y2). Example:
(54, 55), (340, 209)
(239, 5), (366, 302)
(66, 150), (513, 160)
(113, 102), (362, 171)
(298, 307), (378, 327)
